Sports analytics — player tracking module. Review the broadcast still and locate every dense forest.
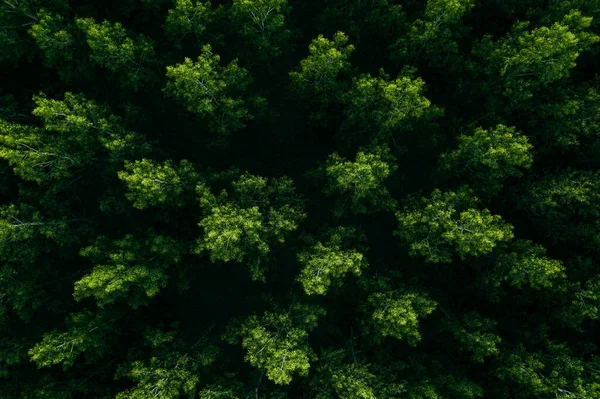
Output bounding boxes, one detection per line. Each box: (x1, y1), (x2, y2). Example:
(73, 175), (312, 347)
(2, 0), (600, 397)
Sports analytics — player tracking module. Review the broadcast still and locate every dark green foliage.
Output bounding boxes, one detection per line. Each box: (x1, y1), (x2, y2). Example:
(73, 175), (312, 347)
(1, 1), (600, 397)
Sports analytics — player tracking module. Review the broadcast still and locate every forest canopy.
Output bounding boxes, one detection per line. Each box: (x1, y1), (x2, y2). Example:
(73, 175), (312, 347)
(2, 0), (600, 398)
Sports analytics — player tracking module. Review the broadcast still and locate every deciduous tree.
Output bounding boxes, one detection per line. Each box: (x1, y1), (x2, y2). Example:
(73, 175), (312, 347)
(396, 186), (514, 263)
(440, 124), (533, 197)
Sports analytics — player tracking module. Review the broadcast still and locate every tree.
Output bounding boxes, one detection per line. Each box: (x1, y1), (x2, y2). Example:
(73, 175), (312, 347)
(0, 93), (149, 183)
(164, 45), (260, 136)
(497, 342), (600, 398)
(396, 186), (514, 263)
(74, 233), (183, 308)
(29, 9), (73, 68)
(565, 275), (600, 327)
(529, 79), (600, 150)
(473, 10), (599, 102)
(195, 173), (305, 280)
(0, 118), (87, 183)
(311, 349), (378, 399)
(490, 240), (566, 290)
(0, 203), (73, 257)
(165, 0), (213, 43)
(0, 202), (75, 323)
(118, 159), (198, 209)
(321, 144), (397, 216)
(75, 17), (155, 90)
(365, 287), (437, 346)
(444, 312), (501, 363)
(230, 0), (291, 61)
(289, 32), (355, 120)
(224, 303), (325, 385)
(297, 226), (367, 295)
(116, 327), (219, 399)
(392, 0), (475, 67)
(439, 124), (533, 197)
(29, 310), (119, 369)
(343, 68), (443, 143)
(519, 169), (600, 250)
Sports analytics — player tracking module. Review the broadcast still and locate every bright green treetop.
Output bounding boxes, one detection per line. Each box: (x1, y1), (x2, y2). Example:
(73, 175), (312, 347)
(225, 303), (325, 385)
(396, 186), (514, 263)
(440, 124), (533, 196)
(164, 45), (260, 136)
(311, 349), (378, 399)
(29, 9), (73, 67)
(195, 173), (305, 280)
(344, 69), (442, 142)
(366, 288), (437, 346)
(297, 226), (367, 295)
(74, 234), (183, 308)
(165, 0), (213, 42)
(289, 32), (355, 119)
(75, 17), (155, 90)
(116, 328), (218, 399)
(322, 144), (397, 216)
(118, 159), (198, 209)
(29, 310), (117, 369)
(0, 93), (149, 183)
(491, 240), (566, 290)
(474, 10), (599, 101)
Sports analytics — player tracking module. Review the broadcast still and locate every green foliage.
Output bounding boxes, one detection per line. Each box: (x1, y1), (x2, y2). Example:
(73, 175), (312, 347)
(29, 9), (73, 67)
(297, 226), (367, 295)
(531, 80), (600, 149)
(0, 0), (42, 63)
(393, 0), (475, 66)
(312, 349), (378, 399)
(118, 159), (198, 209)
(198, 203), (266, 260)
(520, 169), (600, 248)
(0, 93), (148, 183)
(75, 17), (155, 89)
(289, 32), (355, 119)
(29, 310), (116, 369)
(230, 0), (291, 60)
(568, 276), (600, 324)
(447, 312), (501, 363)
(366, 287), (437, 346)
(344, 69), (443, 142)
(491, 240), (566, 290)
(196, 173), (305, 280)
(0, 203), (73, 253)
(497, 343), (600, 398)
(164, 45), (259, 136)
(474, 10), (599, 101)
(396, 186), (514, 263)
(4, 1), (600, 396)
(74, 234), (183, 308)
(116, 328), (219, 399)
(322, 144), (397, 216)
(440, 124), (533, 196)
(0, 117), (86, 183)
(165, 0), (213, 42)
(225, 303), (325, 385)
